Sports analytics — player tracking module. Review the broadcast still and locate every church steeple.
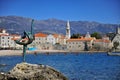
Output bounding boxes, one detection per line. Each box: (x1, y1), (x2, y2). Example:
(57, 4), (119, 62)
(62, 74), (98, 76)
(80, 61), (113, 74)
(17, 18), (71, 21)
(117, 26), (120, 34)
(66, 20), (71, 39)
(85, 32), (91, 38)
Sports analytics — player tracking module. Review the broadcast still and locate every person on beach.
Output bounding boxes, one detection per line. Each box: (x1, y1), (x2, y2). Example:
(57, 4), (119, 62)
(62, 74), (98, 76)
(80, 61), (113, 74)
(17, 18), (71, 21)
(34, 52), (37, 56)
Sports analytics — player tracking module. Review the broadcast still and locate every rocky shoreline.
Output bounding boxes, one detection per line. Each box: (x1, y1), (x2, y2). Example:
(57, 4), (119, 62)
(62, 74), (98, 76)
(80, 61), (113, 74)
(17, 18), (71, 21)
(0, 62), (68, 80)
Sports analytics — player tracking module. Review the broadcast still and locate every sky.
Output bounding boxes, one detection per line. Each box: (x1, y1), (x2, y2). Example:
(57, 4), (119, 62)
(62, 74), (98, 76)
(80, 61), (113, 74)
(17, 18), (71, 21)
(0, 0), (120, 24)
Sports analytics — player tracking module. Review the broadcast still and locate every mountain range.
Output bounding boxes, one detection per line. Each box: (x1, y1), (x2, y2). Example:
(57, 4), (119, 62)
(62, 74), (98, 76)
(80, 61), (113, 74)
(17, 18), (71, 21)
(0, 16), (118, 35)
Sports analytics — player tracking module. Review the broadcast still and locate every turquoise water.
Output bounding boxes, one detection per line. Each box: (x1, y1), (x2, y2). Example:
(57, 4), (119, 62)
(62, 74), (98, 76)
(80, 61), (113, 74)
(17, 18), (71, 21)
(0, 53), (120, 80)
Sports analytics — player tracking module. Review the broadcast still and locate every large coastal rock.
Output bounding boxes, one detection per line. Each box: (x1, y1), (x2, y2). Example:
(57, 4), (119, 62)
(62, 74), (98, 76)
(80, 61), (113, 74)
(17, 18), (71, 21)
(0, 62), (68, 80)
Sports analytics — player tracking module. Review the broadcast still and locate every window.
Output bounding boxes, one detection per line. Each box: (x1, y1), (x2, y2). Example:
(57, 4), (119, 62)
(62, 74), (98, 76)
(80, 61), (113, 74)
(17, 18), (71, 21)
(69, 46), (71, 48)
(2, 37), (4, 39)
(78, 45), (81, 47)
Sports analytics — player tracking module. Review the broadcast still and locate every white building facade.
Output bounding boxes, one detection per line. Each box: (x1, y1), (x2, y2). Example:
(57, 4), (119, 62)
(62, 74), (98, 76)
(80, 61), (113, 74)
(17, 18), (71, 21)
(0, 35), (14, 48)
(47, 34), (56, 44)
(112, 27), (120, 50)
(66, 39), (85, 51)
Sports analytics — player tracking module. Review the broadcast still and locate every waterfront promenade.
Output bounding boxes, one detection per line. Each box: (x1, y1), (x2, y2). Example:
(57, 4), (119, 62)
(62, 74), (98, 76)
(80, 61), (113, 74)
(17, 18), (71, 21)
(0, 50), (106, 56)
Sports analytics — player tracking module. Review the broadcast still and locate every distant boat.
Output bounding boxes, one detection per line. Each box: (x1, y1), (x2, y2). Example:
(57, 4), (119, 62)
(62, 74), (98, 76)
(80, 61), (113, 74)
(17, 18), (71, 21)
(107, 52), (120, 56)
(0, 64), (7, 67)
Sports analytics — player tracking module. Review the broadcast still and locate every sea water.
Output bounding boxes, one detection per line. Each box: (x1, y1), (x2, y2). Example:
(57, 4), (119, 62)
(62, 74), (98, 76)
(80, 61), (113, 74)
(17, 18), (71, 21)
(0, 52), (120, 80)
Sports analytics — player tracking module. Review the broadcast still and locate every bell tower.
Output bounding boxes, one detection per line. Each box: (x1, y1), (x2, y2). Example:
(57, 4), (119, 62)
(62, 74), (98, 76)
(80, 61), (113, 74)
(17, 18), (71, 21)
(117, 27), (120, 34)
(66, 20), (71, 39)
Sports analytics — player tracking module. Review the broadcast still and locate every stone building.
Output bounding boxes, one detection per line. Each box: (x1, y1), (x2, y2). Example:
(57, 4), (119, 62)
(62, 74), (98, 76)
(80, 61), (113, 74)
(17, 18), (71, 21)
(31, 33), (47, 49)
(53, 34), (66, 45)
(112, 27), (120, 50)
(47, 34), (56, 44)
(66, 39), (85, 51)
(66, 36), (96, 51)
(0, 29), (21, 49)
(93, 38), (111, 51)
(0, 35), (14, 49)
(31, 33), (66, 50)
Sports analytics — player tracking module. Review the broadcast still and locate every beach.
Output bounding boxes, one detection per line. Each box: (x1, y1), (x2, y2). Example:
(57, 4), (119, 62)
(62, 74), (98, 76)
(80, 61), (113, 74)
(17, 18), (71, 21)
(0, 50), (68, 56)
(0, 50), (66, 56)
(0, 50), (23, 56)
(0, 50), (107, 56)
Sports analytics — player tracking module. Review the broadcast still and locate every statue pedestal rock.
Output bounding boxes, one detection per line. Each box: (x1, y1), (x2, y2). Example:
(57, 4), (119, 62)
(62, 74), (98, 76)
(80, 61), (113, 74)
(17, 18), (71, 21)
(5, 63), (68, 80)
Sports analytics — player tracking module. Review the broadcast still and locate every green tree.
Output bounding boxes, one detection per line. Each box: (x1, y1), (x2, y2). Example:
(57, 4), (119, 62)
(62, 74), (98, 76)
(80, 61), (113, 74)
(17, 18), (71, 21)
(91, 32), (102, 39)
(84, 42), (89, 51)
(113, 41), (119, 51)
(71, 33), (80, 38)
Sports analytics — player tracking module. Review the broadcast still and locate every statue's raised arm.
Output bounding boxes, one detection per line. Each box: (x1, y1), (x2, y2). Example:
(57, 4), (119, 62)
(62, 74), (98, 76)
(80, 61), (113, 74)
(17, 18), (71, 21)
(15, 19), (34, 45)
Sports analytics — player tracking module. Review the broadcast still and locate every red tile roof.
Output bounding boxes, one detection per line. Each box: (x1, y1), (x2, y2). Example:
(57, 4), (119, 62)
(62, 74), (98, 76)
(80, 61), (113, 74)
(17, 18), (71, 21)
(95, 39), (111, 43)
(11, 37), (28, 41)
(35, 33), (47, 37)
(0, 34), (9, 36)
(11, 38), (19, 40)
(67, 37), (95, 42)
(53, 34), (65, 39)
(10, 34), (20, 37)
